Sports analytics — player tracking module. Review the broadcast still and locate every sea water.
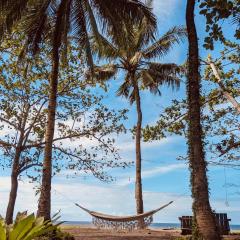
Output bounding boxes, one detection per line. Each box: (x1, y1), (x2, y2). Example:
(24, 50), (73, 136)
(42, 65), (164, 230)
(63, 221), (240, 230)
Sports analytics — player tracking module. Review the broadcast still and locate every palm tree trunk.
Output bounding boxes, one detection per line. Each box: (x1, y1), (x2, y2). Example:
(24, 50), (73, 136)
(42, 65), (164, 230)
(37, 0), (67, 220)
(131, 73), (144, 216)
(186, 1), (221, 239)
(37, 51), (59, 220)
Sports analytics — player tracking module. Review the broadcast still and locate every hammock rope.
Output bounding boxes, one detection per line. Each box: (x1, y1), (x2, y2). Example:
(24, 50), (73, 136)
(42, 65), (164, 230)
(53, 188), (189, 231)
(74, 201), (173, 231)
(74, 201), (173, 222)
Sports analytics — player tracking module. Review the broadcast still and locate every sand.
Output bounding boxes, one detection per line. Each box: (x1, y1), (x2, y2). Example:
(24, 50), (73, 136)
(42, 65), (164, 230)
(62, 226), (240, 240)
(63, 227), (181, 240)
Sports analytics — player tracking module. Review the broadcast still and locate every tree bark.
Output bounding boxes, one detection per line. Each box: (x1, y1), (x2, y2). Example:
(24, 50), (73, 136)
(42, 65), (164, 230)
(186, 1), (221, 239)
(5, 119), (27, 224)
(37, 1), (67, 219)
(37, 49), (59, 220)
(132, 73), (144, 216)
(5, 168), (19, 224)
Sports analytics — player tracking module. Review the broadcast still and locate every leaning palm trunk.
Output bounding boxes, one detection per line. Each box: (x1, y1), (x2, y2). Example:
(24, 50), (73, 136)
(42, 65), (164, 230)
(186, 0), (221, 239)
(208, 57), (240, 114)
(37, 38), (60, 219)
(37, 2), (65, 220)
(131, 73), (144, 218)
(37, 47), (59, 220)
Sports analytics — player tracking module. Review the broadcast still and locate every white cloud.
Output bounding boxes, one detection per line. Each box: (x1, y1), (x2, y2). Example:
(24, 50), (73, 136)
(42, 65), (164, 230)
(117, 163), (186, 186)
(1, 175), (238, 223)
(0, 176), (191, 222)
(152, 0), (180, 20)
(117, 136), (175, 152)
(0, 177), (38, 218)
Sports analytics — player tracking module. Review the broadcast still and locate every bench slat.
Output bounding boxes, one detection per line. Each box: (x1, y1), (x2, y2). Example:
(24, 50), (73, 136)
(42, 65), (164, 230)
(179, 213), (230, 235)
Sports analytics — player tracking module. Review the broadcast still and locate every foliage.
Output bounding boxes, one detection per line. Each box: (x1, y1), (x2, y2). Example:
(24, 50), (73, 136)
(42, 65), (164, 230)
(174, 237), (192, 240)
(198, 0), (240, 49)
(0, 0), (156, 67)
(0, 212), (57, 240)
(35, 229), (74, 240)
(0, 33), (130, 184)
(143, 41), (240, 167)
(90, 11), (185, 104)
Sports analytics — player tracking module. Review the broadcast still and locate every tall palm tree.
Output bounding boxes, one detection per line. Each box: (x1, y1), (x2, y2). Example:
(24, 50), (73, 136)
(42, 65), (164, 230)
(0, 0), (156, 220)
(90, 14), (185, 217)
(186, 0), (221, 239)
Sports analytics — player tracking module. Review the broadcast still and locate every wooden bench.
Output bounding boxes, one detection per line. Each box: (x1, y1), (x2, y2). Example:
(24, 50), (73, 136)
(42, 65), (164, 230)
(179, 213), (231, 235)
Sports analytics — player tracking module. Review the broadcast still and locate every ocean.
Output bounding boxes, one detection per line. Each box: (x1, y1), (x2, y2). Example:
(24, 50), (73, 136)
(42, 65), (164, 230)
(63, 221), (240, 230)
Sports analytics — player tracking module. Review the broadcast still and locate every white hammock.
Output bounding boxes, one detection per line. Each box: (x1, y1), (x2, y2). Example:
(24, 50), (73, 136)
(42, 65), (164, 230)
(75, 201), (173, 231)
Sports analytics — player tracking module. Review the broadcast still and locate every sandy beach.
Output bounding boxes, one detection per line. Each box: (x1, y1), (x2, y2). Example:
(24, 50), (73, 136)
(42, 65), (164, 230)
(62, 226), (240, 240)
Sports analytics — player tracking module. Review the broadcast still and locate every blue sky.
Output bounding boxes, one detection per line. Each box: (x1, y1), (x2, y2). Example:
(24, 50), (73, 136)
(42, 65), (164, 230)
(0, 0), (240, 224)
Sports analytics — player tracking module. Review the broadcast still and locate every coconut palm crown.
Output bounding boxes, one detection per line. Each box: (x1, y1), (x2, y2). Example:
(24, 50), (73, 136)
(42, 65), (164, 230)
(91, 20), (186, 102)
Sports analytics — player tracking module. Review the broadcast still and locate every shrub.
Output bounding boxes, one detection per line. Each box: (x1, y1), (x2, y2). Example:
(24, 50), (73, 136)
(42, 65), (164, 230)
(0, 212), (59, 240)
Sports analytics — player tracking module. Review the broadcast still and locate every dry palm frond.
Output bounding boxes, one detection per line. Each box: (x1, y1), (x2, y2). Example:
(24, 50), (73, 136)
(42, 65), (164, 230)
(143, 26), (187, 59)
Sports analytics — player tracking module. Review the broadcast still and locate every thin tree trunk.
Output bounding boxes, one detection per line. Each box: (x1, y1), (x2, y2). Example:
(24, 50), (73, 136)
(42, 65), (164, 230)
(5, 113), (27, 224)
(37, 46), (59, 219)
(5, 160), (19, 225)
(208, 58), (240, 114)
(186, 1), (221, 239)
(37, 52), (58, 220)
(37, 1), (67, 219)
(131, 73), (144, 216)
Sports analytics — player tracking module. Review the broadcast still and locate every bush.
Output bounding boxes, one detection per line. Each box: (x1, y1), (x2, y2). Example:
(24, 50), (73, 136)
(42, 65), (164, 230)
(36, 229), (75, 240)
(174, 237), (192, 240)
(0, 212), (73, 240)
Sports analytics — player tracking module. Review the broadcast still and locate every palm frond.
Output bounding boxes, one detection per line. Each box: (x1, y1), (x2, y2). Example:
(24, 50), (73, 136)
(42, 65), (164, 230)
(140, 62), (182, 94)
(0, 0), (29, 40)
(134, 17), (154, 51)
(93, 0), (156, 31)
(72, 0), (93, 69)
(20, 0), (52, 54)
(140, 70), (161, 95)
(232, 12), (240, 26)
(116, 72), (132, 98)
(60, 0), (72, 66)
(129, 88), (136, 104)
(143, 26), (187, 59)
(91, 0), (156, 50)
(91, 34), (119, 60)
(86, 64), (118, 82)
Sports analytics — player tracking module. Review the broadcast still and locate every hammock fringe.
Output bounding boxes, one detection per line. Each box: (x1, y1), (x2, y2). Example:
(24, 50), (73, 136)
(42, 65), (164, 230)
(75, 201), (173, 231)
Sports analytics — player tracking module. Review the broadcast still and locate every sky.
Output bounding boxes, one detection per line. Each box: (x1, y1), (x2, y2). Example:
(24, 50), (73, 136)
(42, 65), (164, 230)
(0, 0), (240, 224)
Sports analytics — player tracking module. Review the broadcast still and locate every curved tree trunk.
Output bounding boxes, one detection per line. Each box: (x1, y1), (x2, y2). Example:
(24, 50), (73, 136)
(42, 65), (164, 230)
(5, 170), (19, 224)
(5, 125), (26, 224)
(37, 1), (67, 220)
(37, 48), (59, 219)
(186, 0), (221, 239)
(132, 73), (144, 217)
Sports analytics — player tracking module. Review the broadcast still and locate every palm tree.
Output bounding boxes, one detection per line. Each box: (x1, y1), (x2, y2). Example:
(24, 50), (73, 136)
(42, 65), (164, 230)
(186, 0), (221, 239)
(90, 14), (185, 217)
(0, 0), (156, 220)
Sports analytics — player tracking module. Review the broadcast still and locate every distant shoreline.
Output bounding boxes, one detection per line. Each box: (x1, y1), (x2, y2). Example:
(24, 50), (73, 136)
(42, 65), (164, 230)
(61, 221), (240, 230)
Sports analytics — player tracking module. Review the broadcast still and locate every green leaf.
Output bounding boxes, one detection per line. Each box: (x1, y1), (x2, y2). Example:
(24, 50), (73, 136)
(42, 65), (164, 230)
(0, 220), (6, 240)
(9, 213), (35, 240)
